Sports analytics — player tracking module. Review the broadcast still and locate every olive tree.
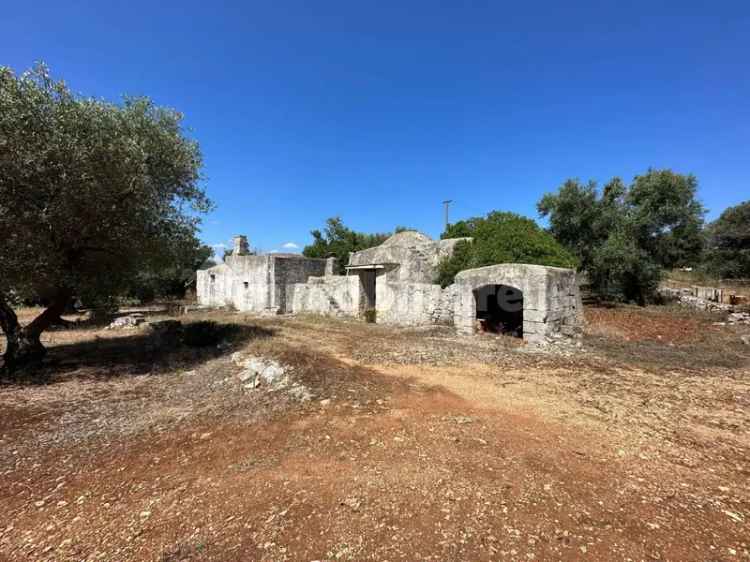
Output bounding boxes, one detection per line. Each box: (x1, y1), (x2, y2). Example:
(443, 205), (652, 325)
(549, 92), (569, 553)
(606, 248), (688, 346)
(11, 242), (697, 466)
(538, 169), (705, 303)
(702, 200), (750, 279)
(0, 64), (211, 374)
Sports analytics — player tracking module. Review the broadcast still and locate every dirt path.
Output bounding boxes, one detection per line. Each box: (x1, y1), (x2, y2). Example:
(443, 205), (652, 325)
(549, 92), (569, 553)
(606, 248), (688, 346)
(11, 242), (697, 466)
(1, 308), (749, 561)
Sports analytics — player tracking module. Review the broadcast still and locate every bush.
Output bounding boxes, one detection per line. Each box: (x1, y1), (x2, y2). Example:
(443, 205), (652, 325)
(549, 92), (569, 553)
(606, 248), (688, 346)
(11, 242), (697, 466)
(437, 212), (578, 287)
(364, 309), (377, 323)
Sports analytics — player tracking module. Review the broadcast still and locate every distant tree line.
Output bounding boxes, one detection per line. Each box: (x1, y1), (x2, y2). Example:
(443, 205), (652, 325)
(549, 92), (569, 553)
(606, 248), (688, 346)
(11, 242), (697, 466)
(539, 169), (749, 303)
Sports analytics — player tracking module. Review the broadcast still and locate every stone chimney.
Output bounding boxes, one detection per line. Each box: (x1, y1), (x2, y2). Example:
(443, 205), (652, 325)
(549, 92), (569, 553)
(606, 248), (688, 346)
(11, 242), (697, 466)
(232, 235), (249, 256)
(325, 257), (338, 276)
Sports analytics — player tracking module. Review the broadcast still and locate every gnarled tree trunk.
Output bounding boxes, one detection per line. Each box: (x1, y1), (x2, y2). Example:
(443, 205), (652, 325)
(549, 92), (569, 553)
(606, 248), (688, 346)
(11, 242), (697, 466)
(0, 290), (71, 376)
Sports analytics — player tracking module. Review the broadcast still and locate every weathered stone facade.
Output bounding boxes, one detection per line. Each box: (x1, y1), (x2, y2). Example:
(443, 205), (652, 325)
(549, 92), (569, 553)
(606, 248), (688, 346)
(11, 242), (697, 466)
(196, 231), (583, 344)
(453, 264), (583, 344)
(287, 275), (360, 317)
(196, 244), (327, 313)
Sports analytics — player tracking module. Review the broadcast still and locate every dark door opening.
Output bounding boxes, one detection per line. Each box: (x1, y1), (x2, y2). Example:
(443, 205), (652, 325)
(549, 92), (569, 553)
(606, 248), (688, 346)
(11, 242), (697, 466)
(474, 284), (523, 337)
(360, 269), (376, 312)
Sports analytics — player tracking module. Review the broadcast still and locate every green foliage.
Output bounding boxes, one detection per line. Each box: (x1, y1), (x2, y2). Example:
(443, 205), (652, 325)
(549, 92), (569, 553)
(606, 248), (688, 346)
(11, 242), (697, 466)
(0, 63), (209, 299)
(302, 217), (391, 274)
(627, 169), (705, 269)
(0, 63), (210, 362)
(128, 244), (214, 302)
(538, 169), (705, 303)
(537, 178), (625, 273)
(364, 309), (377, 323)
(436, 212), (578, 287)
(702, 200), (750, 279)
(589, 225), (662, 304)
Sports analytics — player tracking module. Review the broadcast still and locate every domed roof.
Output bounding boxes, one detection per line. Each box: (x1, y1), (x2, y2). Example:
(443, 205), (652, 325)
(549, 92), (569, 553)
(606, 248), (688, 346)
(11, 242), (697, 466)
(380, 230), (432, 247)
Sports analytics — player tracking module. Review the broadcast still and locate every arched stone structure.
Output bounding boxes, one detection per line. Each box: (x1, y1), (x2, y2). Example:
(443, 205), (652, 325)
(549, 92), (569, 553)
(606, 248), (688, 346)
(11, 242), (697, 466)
(454, 264), (583, 344)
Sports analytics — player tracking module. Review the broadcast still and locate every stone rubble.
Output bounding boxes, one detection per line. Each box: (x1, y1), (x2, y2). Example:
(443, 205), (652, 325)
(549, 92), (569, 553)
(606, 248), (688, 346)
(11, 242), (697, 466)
(727, 312), (750, 325)
(231, 353), (312, 401)
(659, 287), (750, 316)
(105, 314), (145, 330)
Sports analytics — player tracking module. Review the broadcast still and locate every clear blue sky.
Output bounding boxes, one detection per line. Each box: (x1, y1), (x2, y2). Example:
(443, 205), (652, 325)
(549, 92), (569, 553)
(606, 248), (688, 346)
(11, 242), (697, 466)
(4, 1), (749, 255)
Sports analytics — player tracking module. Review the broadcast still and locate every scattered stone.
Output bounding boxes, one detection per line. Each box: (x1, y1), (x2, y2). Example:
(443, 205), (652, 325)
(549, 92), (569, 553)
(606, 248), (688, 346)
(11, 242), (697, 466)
(741, 335), (750, 346)
(728, 312), (750, 325)
(237, 369), (255, 383)
(341, 496), (361, 511)
(288, 383), (313, 402)
(233, 354), (312, 400)
(724, 510), (744, 523)
(105, 314), (145, 330)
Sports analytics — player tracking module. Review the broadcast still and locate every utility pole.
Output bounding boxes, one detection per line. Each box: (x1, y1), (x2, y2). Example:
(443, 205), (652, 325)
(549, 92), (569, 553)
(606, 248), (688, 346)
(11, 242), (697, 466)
(442, 200), (452, 232)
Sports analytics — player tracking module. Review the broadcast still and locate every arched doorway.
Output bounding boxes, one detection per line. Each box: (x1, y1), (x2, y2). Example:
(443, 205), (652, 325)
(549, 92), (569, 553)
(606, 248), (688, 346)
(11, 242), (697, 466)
(473, 284), (523, 337)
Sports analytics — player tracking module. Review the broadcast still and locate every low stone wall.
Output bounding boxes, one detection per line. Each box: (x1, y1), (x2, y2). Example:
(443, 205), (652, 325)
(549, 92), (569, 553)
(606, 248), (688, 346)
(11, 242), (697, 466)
(376, 282), (457, 326)
(660, 281), (749, 306)
(287, 276), (360, 317)
(658, 286), (747, 312)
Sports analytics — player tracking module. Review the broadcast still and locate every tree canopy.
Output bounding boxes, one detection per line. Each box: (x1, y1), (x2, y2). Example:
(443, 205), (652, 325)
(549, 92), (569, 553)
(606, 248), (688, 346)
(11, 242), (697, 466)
(0, 64), (210, 372)
(436, 212), (578, 287)
(538, 169), (705, 303)
(302, 217), (406, 274)
(702, 200), (750, 279)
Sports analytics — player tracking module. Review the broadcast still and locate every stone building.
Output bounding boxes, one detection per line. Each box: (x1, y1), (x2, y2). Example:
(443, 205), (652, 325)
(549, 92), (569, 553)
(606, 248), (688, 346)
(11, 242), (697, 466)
(197, 231), (583, 344)
(196, 235), (332, 314)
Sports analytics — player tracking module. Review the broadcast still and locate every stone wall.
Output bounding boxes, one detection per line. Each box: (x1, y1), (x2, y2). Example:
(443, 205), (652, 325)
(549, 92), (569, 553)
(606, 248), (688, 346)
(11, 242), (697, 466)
(287, 275), (360, 316)
(196, 264), (233, 308)
(223, 254), (275, 312)
(273, 256), (327, 313)
(372, 278), (458, 326)
(453, 264), (582, 344)
(349, 231), (471, 284)
(197, 254), (327, 313)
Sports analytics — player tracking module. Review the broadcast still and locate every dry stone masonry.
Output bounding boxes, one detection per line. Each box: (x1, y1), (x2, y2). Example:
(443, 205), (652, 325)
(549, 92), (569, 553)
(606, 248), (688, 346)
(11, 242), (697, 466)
(197, 231), (584, 345)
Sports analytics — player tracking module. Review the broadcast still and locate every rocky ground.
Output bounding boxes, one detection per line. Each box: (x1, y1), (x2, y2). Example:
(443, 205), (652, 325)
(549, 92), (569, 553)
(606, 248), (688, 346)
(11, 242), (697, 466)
(1, 305), (749, 561)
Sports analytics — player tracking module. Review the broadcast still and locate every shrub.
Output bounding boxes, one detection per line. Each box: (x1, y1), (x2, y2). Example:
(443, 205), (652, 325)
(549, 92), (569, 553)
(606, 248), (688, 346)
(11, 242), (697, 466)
(437, 212), (578, 287)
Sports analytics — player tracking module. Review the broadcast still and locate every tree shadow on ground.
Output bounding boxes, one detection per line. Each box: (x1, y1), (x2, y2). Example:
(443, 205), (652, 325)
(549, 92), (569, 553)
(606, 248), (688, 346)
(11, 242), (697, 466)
(2, 320), (276, 386)
(48, 304), (186, 331)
